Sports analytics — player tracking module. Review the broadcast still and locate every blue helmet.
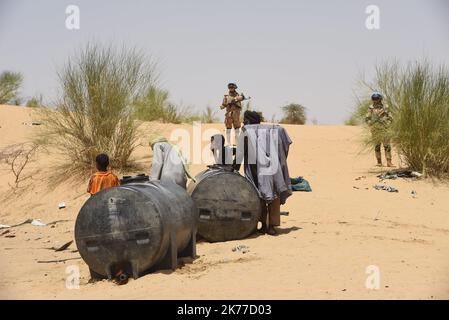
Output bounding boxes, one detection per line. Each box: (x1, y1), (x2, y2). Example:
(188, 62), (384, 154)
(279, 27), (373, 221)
(371, 92), (383, 101)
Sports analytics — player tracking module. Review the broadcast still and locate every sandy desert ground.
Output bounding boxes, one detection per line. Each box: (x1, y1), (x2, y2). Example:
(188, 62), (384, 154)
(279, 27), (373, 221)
(0, 104), (448, 299)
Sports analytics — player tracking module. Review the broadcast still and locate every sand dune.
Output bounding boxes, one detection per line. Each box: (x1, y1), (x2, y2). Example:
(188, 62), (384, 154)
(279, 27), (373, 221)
(1, 104), (448, 299)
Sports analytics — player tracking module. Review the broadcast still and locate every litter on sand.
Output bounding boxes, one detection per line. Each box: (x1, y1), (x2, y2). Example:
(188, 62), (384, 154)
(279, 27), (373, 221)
(232, 245), (250, 254)
(377, 170), (422, 180)
(374, 184), (399, 193)
(280, 211), (290, 216)
(291, 177), (312, 192)
(1, 219), (40, 228)
(58, 202), (66, 209)
(47, 220), (70, 226)
(411, 190), (418, 198)
(30, 219), (46, 226)
(374, 210), (382, 221)
(353, 186), (370, 190)
(5, 219), (45, 228)
(37, 257), (81, 264)
(22, 121), (43, 126)
(0, 219), (69, 230)
(50, 240), (74, 252)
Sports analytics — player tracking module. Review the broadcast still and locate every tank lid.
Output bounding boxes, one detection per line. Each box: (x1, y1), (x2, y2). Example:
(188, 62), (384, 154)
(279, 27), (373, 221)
(120, 174), (149, 185)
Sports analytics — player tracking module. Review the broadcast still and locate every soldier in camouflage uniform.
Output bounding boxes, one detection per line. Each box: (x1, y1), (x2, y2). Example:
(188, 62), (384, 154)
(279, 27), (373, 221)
(365, 92), (394, 167)
(221, 83), (245, 145)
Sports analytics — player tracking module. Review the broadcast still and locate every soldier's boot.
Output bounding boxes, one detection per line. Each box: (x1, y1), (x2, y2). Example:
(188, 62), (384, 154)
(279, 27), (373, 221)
(376, 157), (383, 167)
(385, 145), (394, 167)
(375, 145), (382, 166)
(226, 129), (232, 146)
(234, 128), (240, 145)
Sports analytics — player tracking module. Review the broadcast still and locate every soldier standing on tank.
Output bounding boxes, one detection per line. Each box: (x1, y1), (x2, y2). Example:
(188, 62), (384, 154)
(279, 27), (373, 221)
(220, 83), (245, 145)
(365, 92), (394, 167)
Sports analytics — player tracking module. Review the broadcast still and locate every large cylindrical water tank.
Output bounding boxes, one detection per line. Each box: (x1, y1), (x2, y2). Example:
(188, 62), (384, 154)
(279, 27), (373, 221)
(75, 180), (197, 279)
(187, 167), (261, 242)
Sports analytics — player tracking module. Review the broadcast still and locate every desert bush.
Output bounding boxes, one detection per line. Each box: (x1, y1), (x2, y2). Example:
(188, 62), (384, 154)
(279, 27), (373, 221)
(134, 87), (202, 123)
(280, 103), (307, 125)
(134, 86), (169, 121)
(201, 106), (219, 123)
(344, 115), (360, 126)
(160, 103), (200, 124)
(26, 94), (44, 108)
(163, 103), (190, 124)
(360, 60), (449, 176)
(182, 112), (202, 124)
(0, 143), (39, 189)
(38, 43), (157, 175)
(11, 97), (23, 106)
(0, 71), (23, 104)
(345, 98), (371, 126)
(162, 103), (179, 123)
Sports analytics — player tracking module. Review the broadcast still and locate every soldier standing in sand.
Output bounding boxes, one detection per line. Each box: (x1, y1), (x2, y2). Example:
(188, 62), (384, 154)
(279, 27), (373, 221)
(365, 92), (394, 167)
(220, 83), (246, 145)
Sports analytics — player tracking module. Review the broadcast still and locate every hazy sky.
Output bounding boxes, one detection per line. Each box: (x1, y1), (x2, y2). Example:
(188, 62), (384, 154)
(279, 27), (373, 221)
(1, 0), (448, 124)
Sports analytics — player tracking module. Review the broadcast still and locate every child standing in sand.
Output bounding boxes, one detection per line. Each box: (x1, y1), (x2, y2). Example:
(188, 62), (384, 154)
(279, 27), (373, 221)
(87, 153), (120, 195)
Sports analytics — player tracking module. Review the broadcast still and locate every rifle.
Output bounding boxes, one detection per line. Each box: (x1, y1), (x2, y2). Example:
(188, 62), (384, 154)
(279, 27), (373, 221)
(220, 94), (251, 110)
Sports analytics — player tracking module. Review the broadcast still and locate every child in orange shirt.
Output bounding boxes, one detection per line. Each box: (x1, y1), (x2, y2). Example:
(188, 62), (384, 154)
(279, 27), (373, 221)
(87, 154), (120, 195)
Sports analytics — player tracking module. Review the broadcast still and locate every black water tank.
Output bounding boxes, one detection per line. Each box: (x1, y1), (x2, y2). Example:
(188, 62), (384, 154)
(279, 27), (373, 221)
(187, 167), (261, 242)
(75, 180), (197, 279)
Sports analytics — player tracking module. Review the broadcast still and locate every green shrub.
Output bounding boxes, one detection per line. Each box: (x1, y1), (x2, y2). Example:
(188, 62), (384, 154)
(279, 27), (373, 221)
(134, 86), (175, 122)
(134, 87), (204, 124)
(345, 99), (370, 126)
(361, 60), (449, 176)
(0, 71), (23, 104)
(280, 103), (307, 125)
(26, 95), (44, 108)
(201, 106), (219, 123)
(38, 43), (156, 175)
(162, 103), (200, 124)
